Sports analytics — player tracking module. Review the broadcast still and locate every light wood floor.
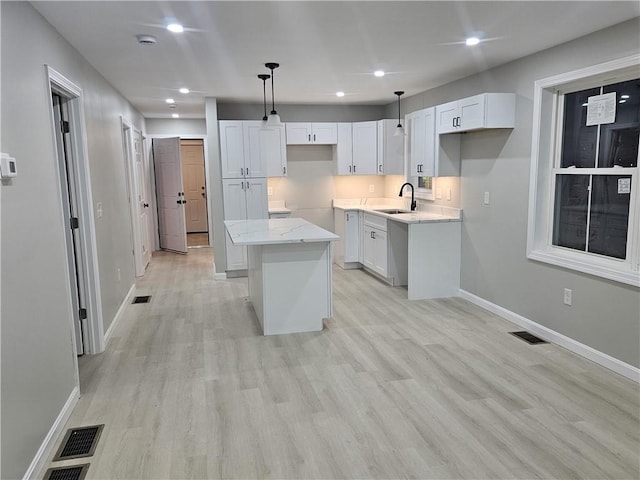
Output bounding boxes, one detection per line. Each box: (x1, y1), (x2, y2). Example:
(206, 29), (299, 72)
(51, 248), (639, 479)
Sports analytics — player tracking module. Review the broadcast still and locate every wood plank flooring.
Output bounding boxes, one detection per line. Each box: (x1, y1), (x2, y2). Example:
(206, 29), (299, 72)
(50, 248), (639, 479)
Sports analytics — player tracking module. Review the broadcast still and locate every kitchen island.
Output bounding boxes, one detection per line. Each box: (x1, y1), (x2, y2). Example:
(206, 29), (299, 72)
(224, 218), (339, 335)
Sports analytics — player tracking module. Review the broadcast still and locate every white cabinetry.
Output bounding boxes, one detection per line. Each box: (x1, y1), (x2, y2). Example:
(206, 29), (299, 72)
(362, 214), (388, 277)
(334, 122), (378, 175)
(220, 120), (279, 178)
(436, 93), (515, 134)
(261, 125), (287, 177)
(334, 209), (360, 269)
(285, 122), (338, 145)
(377, 119), (404, 175)
(407, 107), (460, 178)
(222, 178), (268, 271)
(334, 123), (353, 175)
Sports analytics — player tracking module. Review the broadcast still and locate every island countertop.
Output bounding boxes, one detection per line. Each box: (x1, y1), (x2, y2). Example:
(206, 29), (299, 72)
(225, 218), (339, 246)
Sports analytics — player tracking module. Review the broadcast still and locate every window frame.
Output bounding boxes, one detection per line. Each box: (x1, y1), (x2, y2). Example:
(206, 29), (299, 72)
(527, 55), (640, 287)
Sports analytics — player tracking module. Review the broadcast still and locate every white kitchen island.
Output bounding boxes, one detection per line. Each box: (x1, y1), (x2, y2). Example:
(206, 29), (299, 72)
(224, 218), (339, 335)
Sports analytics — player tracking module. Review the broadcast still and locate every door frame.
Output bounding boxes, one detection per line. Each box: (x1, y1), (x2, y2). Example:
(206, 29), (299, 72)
(121, 118), (145, 276)
(148, 134), (212, 248)
(46, 65), (105, 355)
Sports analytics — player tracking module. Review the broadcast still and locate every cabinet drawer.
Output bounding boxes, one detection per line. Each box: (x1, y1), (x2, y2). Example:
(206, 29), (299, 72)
(363, 213), (387, 230)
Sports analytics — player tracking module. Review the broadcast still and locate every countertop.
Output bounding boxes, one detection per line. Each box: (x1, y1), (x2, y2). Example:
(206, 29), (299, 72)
(225, 218), (339, 246)
(333, 199), (462, 224)
(268, 200), (291, 214)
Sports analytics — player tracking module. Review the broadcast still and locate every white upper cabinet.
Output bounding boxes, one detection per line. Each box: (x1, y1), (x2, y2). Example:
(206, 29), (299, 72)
(407, 107), (460, 177)
(436, 93), (516, 134)
(351, 121), (377, 175)
(220, 120), (270, 178)
(334, 123), (353, 175)
(261, 125), (287, 177)
(286, 122), (338, 145)
(377, 119), (404, 175)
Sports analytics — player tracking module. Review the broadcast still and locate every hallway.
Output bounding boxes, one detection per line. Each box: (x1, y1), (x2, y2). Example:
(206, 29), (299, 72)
(49, 248), (639, 479)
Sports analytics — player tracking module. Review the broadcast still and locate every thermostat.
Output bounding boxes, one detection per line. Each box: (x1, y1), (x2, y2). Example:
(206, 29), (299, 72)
(0, 153), (17, 178)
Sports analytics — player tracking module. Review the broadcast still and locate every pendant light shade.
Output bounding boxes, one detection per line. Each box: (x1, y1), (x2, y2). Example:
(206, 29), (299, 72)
(394, 90), (405, 137)
(258, 74), (270, 125)
(265, 62), (282, 126)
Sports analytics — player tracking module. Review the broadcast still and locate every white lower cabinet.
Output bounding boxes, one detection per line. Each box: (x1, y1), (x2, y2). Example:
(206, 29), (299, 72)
(363, 224), (387, 277)
(333, 209), (360, 268)
(362, 213), (408, 285)
(223, 178), (268, 272)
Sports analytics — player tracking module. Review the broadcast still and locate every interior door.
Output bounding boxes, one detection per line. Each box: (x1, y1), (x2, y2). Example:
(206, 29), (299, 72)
(152, 137), (187, 253)
(180, 139), (208, 233)
(134, 130), (152, 268)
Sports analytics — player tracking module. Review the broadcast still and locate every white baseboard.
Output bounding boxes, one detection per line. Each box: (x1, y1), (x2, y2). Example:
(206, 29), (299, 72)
(104, 283), (135, 344)
(23, 386), (79, 480)
(213, 263), (227, 280)
(459, 289), (640, 383)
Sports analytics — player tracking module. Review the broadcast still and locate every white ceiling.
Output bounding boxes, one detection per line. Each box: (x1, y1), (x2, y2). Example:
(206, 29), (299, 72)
(32, 1), (640, 119)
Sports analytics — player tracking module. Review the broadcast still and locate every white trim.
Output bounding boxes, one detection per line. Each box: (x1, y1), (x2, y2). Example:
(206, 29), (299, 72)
(459, 289), (640, 383)
(214, 272), (227, 280)
(121, 118), (144, 277)
(46, 66), (105, 354)
(104, 283), (136, 344)
(22, 387), (80, 480)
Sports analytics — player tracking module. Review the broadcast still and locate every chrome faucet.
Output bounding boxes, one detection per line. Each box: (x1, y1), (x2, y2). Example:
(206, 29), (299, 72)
(399, 182), (416, 211)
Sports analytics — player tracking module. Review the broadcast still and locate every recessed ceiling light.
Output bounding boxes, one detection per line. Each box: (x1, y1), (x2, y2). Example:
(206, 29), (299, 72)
(620, 94), (630, 99)
(465, 37), (480, 46)
(166, 23), (184, 33)
(582, 102), (589, 107)
(374, 70), (385, 77)
(165, 98), (175, 104)
(336, 91), (345, 97)
(179, 88), (189, 94)
(619, 99), (627, 104)
(172, 113), (180, 118)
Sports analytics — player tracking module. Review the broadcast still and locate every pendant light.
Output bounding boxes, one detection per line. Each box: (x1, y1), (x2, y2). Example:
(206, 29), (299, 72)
(258, 73), (271, 124)
(265, 62), (282, 126)
(394, 91), (405, 136)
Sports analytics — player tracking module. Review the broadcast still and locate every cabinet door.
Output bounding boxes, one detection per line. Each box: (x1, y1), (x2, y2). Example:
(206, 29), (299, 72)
(422, 109), (436, 178)
(344, 211), (360, 263)
(377, 121), (385, 174)
(285, 123), (312, 144)
(436, 100), (459, 134)
(334, 123), (353, 175)
(245, 178), (268, 219)
(222, 178), (248, 270)
(362, 225), (375, 269)
(458, 94), (485, 131)
(352, 121), (377, 175)
(262, 125), (287, 177)
(378, 119), (404, 175)
(409, 108), (435, 177)
(372, 229), (388, 277)
(219, 121), (245, 178)
(242, 121), (267, 177)
(312, 123), (338, 144)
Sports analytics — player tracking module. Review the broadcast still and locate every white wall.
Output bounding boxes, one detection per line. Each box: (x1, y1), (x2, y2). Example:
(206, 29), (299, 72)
(386, 19), (640, 368)
(1, 3), (144, 478)
(145, 118), (206, 137)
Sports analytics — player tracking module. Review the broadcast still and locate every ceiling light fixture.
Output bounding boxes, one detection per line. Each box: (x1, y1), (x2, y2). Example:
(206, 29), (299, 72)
(374, 70), (385, 77)
(621, 94), (630, 99)
(465, 36), (480, 46)
(265, 62), (282, 126)
(258, 73), (271, 123)
(166, 23), (184, 33)
(165, 98), (175, 104)
(619, 99), (627, 104)
(172, 113), (180, 118)
(336, 91), (345, 97)
(394, 91), (405, 137)
(179, 88), (189, 94)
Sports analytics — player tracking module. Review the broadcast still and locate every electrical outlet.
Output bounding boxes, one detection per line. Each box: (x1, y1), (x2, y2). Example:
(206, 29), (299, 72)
(563, 288), (572, 306)
(267, 187), (273, 196)
(369, 184), (374, 193)
(483, 191), (490, 205)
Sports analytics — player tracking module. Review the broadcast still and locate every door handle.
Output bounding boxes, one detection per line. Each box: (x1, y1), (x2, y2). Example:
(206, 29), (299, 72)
(182, 200), (187, 204)
(143, 203), (149, 208)
(201, 192), (206, 197)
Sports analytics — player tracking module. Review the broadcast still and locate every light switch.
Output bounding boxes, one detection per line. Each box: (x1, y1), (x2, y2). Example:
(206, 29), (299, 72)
(483, 191), (490, 205)
(369, 184), (375, 193)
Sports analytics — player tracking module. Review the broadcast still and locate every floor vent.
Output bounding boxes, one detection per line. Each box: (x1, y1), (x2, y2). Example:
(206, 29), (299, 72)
(53, 424), (104, 461)
(132, 295), (151, 304)
(44, 464), (90, 480)
(510, 331), (548, 345)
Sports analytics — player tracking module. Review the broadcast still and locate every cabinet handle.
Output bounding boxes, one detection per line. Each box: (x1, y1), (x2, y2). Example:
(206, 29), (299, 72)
(283, 166), (286, 175)
(246, 167), (249, 176)
(308, 134), (311, 142)
(240, 167), (244, 176)
(378, 164), (382, 173)
(246, 182), (250, 189)
(353, 165), (356, 173)
(371, 231), (375, 239)
(349, 165), (352, 173)
(452, 117), (456, 128)
(313, 134), (316, 142)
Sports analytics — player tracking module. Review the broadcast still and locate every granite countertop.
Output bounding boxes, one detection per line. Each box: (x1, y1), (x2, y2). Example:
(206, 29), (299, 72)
(333, 199), (462, 224)
(225, 218), (339, 246)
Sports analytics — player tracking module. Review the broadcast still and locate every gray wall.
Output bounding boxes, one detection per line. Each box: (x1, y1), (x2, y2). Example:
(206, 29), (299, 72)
(1, 3), (144, 478)
(386, 19), (640, 368)
(145, 118), (206, 137)
(217, 103), (385, 122)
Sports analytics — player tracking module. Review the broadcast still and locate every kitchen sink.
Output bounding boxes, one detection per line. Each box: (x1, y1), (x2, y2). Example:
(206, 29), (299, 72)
(374, 209), (412, 215)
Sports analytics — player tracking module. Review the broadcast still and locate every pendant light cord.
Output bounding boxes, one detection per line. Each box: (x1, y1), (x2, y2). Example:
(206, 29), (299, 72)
(270, 69), (276, 114)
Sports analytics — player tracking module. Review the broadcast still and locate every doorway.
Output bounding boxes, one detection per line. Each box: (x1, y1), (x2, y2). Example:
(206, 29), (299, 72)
(180, 139), (209, 247)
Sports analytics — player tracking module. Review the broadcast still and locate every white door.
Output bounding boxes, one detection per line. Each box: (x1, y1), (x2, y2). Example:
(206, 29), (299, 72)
(262, 126), (287, 177)
(134, 130), (152, 269)
(458, 94), (485, 131)
(219, 121), (244, 178)
(373, 229), (388, 277)
(222, 178), (248, 270)
(344, 211), (360, 263)
(285, 123), (312, 144)
(181, 139), (208, 233)
(153, 137), (187, 253)
(409, 112), (425, 177)
(436, 100), (459, 134)
(245, 178), (269, 219)
(352, 121), (378, 175)
(362, 225), (375, 270)
(335, 123), (353, 175)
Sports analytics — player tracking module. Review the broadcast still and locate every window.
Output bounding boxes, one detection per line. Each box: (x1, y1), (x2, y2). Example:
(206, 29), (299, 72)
(528, 56), (639, 287)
